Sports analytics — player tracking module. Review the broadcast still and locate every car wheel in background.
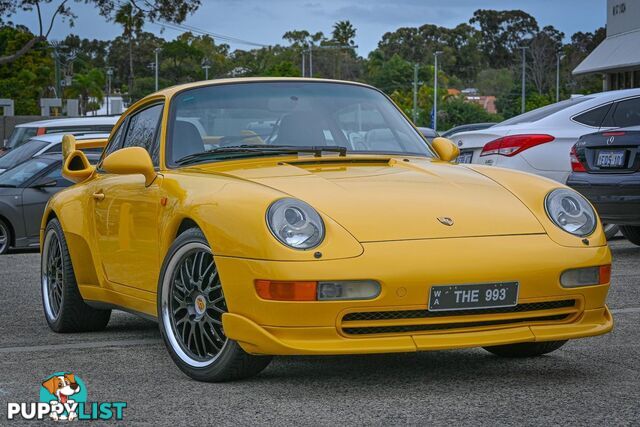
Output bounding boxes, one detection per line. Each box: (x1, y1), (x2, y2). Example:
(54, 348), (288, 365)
(0, 218), (10, 254)
(483, 340), (567, 357)
(158, 227), (272, 382)
(620, 226), (640, 246)
(41, 219), (111, 332)
(603, 224), (619, 241)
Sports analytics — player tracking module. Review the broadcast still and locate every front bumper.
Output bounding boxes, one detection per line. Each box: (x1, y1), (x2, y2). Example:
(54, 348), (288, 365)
(216, 234), (612, 355)
(568, 172), (640, 225)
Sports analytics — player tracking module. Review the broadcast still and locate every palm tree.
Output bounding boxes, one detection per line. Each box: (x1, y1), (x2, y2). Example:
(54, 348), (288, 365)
(115, 2), (144, 95)
(66, 69), (105, 115)
(332, 21), (356, 46)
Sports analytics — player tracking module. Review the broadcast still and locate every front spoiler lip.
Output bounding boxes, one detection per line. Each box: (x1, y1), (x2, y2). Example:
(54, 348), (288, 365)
(222, 306), (613, 356)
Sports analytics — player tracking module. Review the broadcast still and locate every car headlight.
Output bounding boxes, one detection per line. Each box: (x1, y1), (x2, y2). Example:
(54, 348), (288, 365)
(267, 198), (325, 249)
(545, 188), (597, 236)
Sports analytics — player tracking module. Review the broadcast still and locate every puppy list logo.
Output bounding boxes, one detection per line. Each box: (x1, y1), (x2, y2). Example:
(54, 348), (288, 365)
(6, 372), (126, 421)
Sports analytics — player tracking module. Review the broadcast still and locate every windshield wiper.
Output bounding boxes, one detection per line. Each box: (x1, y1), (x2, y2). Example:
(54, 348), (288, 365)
(0, 184), (17, 188)
(175, 144), (347, 165)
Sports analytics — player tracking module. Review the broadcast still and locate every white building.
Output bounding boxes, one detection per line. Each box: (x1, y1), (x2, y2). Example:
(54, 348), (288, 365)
(574, 0), (640, 90)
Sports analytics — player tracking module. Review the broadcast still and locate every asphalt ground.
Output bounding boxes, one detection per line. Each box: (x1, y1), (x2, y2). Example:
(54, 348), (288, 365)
(0, 239), (638, 425)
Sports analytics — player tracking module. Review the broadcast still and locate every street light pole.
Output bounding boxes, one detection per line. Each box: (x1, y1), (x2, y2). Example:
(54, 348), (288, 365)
(301, 51), (306, 77)
(412, 63), (418, 124)
(433, 51), (443, 132)
(106, 67), (113, 115)
(520, 46), (528, 114)
(154, 48), (161, 91)
(556, 53), (565, 103)
(309, 43), (313, 78)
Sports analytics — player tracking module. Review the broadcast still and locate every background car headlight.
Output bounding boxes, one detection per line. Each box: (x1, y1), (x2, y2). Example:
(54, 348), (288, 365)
(545, 188), (597, 236)
(267, 198), (325, 249)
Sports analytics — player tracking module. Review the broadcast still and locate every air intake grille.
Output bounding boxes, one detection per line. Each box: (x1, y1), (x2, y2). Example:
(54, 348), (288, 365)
(342, 300), (576, 322)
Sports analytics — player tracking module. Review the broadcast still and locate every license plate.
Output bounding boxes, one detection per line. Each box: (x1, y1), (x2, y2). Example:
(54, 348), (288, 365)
(428, 282), (519, 312)
(596, 150), (625, 168)
(457, 151), (473, 164)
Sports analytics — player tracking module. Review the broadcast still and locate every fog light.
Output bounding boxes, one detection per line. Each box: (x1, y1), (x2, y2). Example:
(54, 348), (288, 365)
(317, 280), (380, 301)
(560, 265), (611, 288)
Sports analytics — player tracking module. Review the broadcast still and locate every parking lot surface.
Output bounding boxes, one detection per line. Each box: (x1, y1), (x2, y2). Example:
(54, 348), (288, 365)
(0, 240), (639, 425)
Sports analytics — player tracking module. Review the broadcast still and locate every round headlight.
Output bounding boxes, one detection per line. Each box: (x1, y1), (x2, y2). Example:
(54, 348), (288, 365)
(545, 189), (597, 236)
(267, 198), (325, 249)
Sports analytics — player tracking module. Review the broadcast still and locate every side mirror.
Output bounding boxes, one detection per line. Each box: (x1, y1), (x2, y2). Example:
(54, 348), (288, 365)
(32, 177), (58, 188)
(102, 147), (157, 186)
(432, 137), (460, 162)
(62, 150), (95, 183)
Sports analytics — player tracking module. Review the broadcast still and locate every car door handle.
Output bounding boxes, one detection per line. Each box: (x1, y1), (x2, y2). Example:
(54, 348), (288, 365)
(92, 192), (105, 201)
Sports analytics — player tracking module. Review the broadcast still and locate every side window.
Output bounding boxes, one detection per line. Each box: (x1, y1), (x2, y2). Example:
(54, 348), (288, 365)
(573, 104), (612, 127)
(611, 97), (640, 127)
(43, 166), (72, 188)
(103, 122), (126, 159)
(122, 104), (163, 166)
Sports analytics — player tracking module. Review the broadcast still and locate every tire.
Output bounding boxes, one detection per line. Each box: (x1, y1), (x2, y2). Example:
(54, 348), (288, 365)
(41, 219), (111, 332)
(620, 225), (640, 246)
(603, 224), (619, 240)
(483, 340), (567, 358)
(157, 227), (271, 382)
(0, 218), (10, 255)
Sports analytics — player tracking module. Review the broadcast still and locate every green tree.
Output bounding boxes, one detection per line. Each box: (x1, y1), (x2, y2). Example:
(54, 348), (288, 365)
(0, 24), (53, 114)
(115, 2), (144, 93)
(439, 96), (502, 130)
(332, 21), (356, 46)
(0, 0), (201, 65)
(65, 68), (105, 115)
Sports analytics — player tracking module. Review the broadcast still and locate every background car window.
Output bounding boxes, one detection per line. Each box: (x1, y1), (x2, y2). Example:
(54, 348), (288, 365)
(40, 165), (72, 187)
(497, 96), (593, 126)
(336, 104), (409, 152)
(6, 127), (38, 149)
(611, 97), (640, 127)
(122, 104), (163, 165)
(0, 158), (55, 187)
(573, 104), (612, 127)
(0, 140), (49, 169)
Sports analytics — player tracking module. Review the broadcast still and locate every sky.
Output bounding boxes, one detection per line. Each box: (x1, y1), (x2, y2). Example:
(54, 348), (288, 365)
(6, 0), (606, 55)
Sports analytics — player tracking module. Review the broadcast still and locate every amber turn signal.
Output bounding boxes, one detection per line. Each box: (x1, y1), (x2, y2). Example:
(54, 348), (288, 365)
(255, 280), (317, 301)
(560, 264), (611, 288)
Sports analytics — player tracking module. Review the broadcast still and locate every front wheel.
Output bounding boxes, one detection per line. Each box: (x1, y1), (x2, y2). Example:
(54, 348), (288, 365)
(603, 224), (619, 240)
(620, 225), (640, 246)
(483, 340), (567, 358)
(157, 228), (271, 382)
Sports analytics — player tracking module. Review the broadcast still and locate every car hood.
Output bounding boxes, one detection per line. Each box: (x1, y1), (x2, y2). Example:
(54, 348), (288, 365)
(197, 157), (545, 242)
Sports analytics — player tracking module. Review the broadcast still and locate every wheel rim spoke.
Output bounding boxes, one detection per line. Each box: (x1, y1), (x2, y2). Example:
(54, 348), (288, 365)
(168, 247), (227, 363)
(44, 232), (63, 319)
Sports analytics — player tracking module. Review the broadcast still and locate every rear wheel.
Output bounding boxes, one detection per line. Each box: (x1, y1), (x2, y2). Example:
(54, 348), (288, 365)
(603, 224), (619, 240)
(41, 219), (111, 332)
(158, 228), (271, 382)
(483, 340), (567, 357)
(0, 218), (10, 254)
(620, 225), (640, 246)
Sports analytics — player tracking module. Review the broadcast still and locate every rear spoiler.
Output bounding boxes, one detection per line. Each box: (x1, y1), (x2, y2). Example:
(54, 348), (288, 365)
(62, 134), (107, 160)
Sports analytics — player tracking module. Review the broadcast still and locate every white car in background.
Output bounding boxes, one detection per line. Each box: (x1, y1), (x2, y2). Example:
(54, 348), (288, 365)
(452, 88), (640, 183)
(2, 116), (118, 155)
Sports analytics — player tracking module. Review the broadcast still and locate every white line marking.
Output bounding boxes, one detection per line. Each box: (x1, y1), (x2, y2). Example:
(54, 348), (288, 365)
(611, 307), (640, 314)
(0, 338), (161, 354)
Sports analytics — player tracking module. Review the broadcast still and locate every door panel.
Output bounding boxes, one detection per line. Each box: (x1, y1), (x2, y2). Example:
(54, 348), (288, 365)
(91, 173), (162, 292)
(21, 187), (62, 238)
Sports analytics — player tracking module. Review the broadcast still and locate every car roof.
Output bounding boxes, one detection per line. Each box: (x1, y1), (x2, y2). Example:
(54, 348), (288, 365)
(28, 133), (110, 144)
(149, 77), (374, 99)
(15, 116), (119, 128)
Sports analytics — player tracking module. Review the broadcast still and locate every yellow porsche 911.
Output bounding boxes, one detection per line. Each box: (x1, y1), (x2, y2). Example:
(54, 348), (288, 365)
(41, 78), (612, 382)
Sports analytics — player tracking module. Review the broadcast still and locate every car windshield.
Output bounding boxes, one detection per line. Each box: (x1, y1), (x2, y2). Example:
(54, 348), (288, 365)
(0, 157), (55, 187)
(0, 139), (49, 170)
(167, 82), (433, 165)
(6, 126), (38, 149)
(497, 96), (594, 126)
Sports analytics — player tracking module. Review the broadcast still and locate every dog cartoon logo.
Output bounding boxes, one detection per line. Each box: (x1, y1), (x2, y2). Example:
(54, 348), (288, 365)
(40, 372), (86, 421)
